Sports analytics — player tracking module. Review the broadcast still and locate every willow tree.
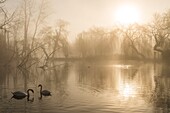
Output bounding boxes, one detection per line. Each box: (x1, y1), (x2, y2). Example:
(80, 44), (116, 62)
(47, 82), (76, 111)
(75, 32), (88, 58)
(75, 27), (117, 58)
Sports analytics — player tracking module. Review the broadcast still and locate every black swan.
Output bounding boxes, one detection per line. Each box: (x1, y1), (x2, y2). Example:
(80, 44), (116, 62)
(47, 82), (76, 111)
(11, 89), (34, 100)
(38, 84), (51, 96)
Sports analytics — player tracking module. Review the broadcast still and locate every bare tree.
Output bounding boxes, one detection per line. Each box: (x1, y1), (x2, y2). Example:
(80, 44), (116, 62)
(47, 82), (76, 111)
(151, 11), (170, 60)
(0, 0), (17, 63)
(37, 19), (69, 68)
(30, 0), (49, 50)
(16, 0), (50, 68)
(120, 24), (152, 59)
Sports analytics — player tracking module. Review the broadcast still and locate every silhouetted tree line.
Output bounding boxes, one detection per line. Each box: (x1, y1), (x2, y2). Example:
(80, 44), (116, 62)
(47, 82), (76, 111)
(74, 24), (153, 59)
(0, 0), (170, 68)
(75, 10), (170, 61)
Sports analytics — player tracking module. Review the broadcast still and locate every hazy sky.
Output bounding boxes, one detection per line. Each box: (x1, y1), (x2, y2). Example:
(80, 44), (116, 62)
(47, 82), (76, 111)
(51, 0), (170, 41)
(5, 0), (170, 41)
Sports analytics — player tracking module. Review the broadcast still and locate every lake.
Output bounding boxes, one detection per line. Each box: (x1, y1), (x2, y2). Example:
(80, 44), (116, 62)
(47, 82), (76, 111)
(0, 60), (170, 113)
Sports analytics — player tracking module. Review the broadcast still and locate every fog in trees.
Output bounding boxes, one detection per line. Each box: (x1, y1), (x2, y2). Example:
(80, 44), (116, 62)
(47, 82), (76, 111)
(1, 1), (170, 113)
(0, 1), (170, 69)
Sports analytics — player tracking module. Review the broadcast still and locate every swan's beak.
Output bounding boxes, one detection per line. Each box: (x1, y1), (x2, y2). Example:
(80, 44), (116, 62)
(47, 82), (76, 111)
(31, 90), (34, 93)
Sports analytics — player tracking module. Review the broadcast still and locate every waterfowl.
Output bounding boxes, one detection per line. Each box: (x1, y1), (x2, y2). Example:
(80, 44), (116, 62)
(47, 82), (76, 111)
(38, 84), (51, 96)
(11, 89), (34, 100)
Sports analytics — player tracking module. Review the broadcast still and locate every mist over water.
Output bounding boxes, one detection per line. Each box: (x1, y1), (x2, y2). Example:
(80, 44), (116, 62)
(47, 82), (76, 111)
(0, 61), (169, 113)
(1, 0), (170, 113)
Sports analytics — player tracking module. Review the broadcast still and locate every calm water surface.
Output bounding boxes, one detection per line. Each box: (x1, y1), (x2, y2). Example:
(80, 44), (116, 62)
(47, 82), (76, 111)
(0, 60), (170, 113)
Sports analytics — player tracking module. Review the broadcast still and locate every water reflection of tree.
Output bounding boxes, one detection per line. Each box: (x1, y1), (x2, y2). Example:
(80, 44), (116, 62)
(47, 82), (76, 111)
(76, 62), (158, 105)
(0, 66), (34, 99)
(76, 62), (115, 91)
(0, 66), (30, 113)
(36, 62), (69, 102)
(52, 62), (69, 102)
(0, 66), (12, 99)
(0, 62), (70, 113)
(76, 62), (142, 93)
(151, 63), (170, 112)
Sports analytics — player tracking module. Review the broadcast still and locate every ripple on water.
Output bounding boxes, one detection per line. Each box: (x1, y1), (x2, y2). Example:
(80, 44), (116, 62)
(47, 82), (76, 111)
(0, 62), (164, 113)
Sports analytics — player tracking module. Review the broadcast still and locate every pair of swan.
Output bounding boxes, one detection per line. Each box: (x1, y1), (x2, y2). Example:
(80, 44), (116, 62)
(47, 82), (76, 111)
(11, 84), (51, 100)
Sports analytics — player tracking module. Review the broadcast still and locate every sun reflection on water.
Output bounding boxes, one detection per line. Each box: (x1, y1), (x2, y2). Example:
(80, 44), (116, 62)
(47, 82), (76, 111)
(120, 84), (136, 98)
(113, 64), (132, 69)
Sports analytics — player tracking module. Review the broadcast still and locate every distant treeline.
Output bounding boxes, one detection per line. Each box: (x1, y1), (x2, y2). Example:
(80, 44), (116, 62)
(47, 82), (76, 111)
(0, 0), (170, 67)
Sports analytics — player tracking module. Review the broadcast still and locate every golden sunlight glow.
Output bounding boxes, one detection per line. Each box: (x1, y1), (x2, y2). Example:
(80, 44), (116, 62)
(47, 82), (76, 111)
(114, 4), (140, 25)
(120, 84), (136, 98)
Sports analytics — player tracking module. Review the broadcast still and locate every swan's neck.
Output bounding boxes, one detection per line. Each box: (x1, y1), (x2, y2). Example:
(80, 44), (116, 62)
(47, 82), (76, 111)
(27, 90), (30, 97)
(39, 86), (42, 92)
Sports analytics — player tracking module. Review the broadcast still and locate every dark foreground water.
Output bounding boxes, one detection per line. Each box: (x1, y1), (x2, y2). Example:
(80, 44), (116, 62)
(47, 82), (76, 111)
(0, 60), (170, 113)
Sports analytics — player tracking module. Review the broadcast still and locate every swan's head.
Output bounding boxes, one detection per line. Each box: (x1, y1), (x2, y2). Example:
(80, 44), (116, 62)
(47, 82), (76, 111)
(27, 89), (34, 93)
(38, 84), (42, 87)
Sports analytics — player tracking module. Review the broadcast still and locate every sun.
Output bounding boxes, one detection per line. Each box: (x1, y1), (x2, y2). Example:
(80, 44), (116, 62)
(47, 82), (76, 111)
(114, 4), (140, 25)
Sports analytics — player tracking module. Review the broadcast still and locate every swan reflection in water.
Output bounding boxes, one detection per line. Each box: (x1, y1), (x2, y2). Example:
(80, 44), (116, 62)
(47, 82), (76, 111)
(11, 89), (34, 102)
(38, 84), (51, 99)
